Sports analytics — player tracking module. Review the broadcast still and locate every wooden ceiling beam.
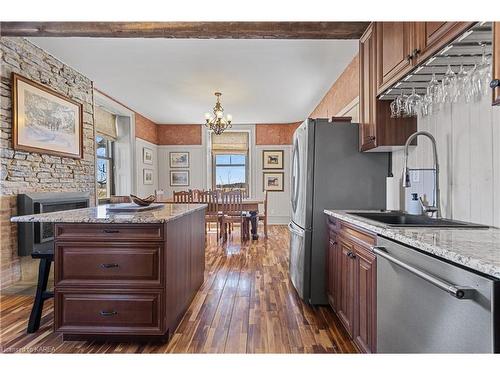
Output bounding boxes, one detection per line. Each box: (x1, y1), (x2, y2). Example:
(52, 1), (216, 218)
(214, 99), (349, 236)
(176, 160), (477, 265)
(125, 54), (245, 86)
(0, 22), (369, 39)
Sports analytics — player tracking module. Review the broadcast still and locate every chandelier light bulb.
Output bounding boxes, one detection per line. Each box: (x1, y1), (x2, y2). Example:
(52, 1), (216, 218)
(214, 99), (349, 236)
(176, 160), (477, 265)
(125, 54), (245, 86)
(216, 110), (223, 119)
(204, 112), (211, 120)
(226, 114), (232, 122)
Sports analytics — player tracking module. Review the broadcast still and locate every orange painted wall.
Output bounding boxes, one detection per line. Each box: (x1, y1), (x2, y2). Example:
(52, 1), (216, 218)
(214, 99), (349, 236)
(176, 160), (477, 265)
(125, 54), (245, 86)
(135, 113), (158, 144)
(255, 122), (302, 145)
(157, 124), (203, 145)
(310, 53), (359, 119)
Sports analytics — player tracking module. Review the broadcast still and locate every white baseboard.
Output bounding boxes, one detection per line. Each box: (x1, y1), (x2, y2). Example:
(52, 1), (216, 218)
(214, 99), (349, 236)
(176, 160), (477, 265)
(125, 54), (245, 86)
(268, 215), (290, 225)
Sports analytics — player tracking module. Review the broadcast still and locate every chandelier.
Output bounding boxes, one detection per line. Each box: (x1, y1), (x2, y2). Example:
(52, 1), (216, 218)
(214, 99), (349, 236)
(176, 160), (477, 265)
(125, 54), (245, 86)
(204, 92), (232, 135)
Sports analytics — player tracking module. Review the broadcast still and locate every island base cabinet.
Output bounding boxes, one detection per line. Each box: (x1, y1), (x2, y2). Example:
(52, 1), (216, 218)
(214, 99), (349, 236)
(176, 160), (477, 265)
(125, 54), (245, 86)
(54, 208), (206, 342)
(55, 289), (164, 337)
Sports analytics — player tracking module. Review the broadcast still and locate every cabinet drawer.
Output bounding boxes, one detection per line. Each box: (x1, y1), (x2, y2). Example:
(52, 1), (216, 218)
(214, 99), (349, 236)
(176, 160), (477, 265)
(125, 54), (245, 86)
(55, 290), (163, 334)
(55, 224), (163, 242)
(55, 242), (162, 287)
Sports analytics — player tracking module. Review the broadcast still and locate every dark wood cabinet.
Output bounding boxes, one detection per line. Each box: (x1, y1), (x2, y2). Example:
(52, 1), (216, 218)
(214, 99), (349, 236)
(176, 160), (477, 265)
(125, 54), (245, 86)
(376, 22), (414, 94)
(54, 209), (206, 341)
(359, 23), (416, 152)
(326, 231), (339, 310)
(325, 216), (377, 353)
(493, 22), (500, 106)
(353, 244), (376, 353)
(359, 23), (377, 150)
(337, 237), (356, 337)
(414, 22), (475, 65)
(375, 21), (474, 94)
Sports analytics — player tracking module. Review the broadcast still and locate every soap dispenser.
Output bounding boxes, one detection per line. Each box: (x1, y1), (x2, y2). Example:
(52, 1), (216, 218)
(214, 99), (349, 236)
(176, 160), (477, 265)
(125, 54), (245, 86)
(407, 193), (423, 215)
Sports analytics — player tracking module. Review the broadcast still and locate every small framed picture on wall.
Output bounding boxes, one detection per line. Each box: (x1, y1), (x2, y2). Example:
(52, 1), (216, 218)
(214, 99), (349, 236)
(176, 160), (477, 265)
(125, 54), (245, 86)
(263, 172), (284, 192)
(262, 150), (284, 169)
(143, 147), (153, 164)
(170, 170), (189, 186)
(143, 169), (154, 185)
(170, 152), (190, 168)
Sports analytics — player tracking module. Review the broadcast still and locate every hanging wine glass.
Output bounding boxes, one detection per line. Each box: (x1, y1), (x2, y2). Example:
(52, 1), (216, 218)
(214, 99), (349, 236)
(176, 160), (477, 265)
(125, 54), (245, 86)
(405, 88), (422, 117)
(427, 73), (440, 113)
(465, 64), (477, 102)
(441, 65), (456, 104)
(454, 65), (468, 102)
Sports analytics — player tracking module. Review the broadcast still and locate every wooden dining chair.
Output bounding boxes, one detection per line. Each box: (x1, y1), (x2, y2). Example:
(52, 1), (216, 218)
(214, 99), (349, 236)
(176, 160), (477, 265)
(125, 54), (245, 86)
(258, 190), (269, 238)
(154, 189), (165, 201)
(220, 191), (248, 241)
(109, 195), (131, 203)
(173, 190), (193, 203)
(199, 190), (221, 239)
(191, 189), (202, 202)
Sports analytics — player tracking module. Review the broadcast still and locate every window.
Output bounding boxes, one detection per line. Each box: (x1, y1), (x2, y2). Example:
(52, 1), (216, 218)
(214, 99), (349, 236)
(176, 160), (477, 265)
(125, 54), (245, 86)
(213, 154), (248, 193)
(96, 135), (114, 202)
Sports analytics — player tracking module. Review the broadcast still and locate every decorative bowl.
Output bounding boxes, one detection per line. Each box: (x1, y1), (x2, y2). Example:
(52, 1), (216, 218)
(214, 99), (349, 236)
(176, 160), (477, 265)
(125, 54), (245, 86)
(130, 194), (156, 206)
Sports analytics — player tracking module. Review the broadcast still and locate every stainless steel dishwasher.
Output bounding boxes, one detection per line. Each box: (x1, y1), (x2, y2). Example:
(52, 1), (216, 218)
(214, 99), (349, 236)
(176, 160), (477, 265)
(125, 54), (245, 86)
(374, 237), (499, 353)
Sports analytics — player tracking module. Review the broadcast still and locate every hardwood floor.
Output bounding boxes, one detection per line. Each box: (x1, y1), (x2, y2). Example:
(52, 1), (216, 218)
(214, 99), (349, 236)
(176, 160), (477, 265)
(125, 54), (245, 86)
(0, 225), (357, 354)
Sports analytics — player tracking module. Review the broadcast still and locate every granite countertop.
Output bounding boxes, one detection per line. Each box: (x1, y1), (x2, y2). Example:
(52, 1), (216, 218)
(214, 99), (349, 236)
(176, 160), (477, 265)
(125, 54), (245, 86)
(11, 203), (207, 224)
(324, 209), (500, 279)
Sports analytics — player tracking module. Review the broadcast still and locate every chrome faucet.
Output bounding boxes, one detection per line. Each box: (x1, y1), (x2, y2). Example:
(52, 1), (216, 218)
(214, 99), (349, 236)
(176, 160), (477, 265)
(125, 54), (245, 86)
(402, 131), (441, 219)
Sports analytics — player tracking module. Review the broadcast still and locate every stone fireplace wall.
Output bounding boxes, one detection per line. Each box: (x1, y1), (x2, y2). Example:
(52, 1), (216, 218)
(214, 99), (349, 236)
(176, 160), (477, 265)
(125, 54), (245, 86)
(0, 37), (96, 289)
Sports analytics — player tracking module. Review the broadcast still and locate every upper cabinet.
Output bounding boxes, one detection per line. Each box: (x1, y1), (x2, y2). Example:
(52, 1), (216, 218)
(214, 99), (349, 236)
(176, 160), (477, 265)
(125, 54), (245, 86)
(413, 22), (474, 64)
(359, 23), (377, 150)
(375, 22), (475, 95)
(493, 22), (500, 106)
(359, 23), (416, 152)
(376, 22), (415, 94)
(360, 21), (488, 151)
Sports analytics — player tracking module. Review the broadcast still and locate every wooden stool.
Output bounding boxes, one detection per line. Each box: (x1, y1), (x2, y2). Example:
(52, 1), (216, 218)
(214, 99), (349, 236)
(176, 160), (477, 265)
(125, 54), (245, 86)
(27, 252), (54, 333)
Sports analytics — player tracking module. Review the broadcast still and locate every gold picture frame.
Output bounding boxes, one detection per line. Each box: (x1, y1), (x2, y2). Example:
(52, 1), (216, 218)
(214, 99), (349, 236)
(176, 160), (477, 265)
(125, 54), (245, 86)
(262, 150), (284, 170)
(12, 73), (83, 159)
(263, 172), (284, 192)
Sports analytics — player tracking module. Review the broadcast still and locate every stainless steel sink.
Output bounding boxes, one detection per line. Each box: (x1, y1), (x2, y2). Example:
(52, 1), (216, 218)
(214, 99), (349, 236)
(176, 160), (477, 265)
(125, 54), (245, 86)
(347, 211), (489, 228)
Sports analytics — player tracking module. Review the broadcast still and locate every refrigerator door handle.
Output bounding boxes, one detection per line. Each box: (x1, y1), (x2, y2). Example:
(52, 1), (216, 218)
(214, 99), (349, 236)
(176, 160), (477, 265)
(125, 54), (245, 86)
(291, 139), (300, 213)
(288, 222), (304, 237)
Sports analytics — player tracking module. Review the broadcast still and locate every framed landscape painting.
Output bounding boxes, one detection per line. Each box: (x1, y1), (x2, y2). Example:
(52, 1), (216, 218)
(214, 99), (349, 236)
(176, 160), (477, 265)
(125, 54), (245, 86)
(143, 169), (154, 185)
(263, 172), (284, 192)
(143, 147), (153, 164)
(12, 73), (83, 159)
(170, 152), (189, 168)
(263, 150), (284, 169)
(170, 170), (189, 186)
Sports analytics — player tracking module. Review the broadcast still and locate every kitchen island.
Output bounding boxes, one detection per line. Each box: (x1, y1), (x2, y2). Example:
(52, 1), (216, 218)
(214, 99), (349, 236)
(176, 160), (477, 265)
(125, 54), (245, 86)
(11, 203), (207, 342)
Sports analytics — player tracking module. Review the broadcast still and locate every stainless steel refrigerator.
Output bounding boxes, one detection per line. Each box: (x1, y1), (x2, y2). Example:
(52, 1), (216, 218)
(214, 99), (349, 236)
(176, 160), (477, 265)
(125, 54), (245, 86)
(288, 118), (388, 305)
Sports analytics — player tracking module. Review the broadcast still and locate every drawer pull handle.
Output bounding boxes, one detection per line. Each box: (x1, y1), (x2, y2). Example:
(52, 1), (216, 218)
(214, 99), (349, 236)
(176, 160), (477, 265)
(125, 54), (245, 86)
(100, 310), (117, 317)
(103, 229), (120, 234)
(100, 263), (119, 269)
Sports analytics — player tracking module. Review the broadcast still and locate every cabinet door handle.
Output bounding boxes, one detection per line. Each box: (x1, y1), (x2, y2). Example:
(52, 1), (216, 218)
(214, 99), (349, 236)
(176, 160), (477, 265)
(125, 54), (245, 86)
(406, 54), (413, 62)
(369, 136), (376, 141)
(100, 263), (119, 269)
(412, 48), (421, 58)
(100, 310), (117, 317)
(103, 229), (120, 234)
(347, 251), (356, 259)
(490, 79), (500, 89)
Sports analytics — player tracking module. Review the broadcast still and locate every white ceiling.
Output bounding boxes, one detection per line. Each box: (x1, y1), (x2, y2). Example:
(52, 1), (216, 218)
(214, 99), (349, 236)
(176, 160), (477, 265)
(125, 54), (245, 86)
(29, 38), (358, 124)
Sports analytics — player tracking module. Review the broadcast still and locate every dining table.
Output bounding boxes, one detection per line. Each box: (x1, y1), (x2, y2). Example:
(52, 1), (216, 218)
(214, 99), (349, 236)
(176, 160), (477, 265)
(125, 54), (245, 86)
(156, 196), (264, 211)
(156, 196), (265, 240)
